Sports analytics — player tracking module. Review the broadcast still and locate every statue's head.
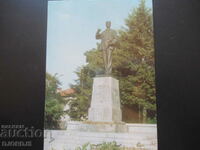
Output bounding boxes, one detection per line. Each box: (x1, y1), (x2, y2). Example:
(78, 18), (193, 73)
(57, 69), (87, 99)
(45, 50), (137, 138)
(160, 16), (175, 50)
(106, 21), (111, 29)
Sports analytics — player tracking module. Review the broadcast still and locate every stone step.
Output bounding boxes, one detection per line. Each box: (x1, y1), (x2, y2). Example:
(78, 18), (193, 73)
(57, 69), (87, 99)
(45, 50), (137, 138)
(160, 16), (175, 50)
(48, 136), (157, 150)
(50, 137), (156, 144)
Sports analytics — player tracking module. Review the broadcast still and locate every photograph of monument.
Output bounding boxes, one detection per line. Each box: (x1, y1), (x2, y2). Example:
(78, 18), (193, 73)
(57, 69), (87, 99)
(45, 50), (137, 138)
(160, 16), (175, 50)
(44, 0), (157, 150)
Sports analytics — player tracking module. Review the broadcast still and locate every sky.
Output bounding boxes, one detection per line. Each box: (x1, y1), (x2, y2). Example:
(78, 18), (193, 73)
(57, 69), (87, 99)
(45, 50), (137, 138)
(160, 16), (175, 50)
(46, 0), (152, 89)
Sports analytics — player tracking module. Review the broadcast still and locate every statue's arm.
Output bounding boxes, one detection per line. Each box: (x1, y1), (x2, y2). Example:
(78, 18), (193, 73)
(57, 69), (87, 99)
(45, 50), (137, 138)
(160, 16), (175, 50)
(96, 29), (102, 39)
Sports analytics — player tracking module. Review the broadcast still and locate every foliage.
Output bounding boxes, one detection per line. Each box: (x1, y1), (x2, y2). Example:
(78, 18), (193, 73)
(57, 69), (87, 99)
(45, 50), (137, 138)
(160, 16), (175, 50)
(66, 66), (95, 120)
(75, 142), (90, 150)
(147, 116), (157, 124)
(75, 142), (120, 150)
(114, 0), (156, 112)
(94, 142), (121, 150)
(67, 0), (156, 122)
(45, 73), (65, 129)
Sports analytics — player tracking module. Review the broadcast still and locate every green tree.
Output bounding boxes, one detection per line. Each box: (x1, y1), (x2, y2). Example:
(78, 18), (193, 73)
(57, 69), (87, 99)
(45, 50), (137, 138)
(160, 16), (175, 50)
(67, 66), (95, 120)
(45, 73), (65, 129)
(116, 0), (156, 122)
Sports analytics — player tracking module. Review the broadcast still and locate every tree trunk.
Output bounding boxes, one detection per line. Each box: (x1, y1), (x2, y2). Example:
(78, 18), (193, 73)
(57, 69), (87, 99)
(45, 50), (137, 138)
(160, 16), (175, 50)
(142, 107), (147, 123)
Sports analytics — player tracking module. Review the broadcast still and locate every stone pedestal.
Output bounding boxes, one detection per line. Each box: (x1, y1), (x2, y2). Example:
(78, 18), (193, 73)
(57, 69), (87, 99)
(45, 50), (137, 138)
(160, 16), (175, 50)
(88, 76), (122, 122)
(86, 76), (127, 132)
(67, 76), (128, 132)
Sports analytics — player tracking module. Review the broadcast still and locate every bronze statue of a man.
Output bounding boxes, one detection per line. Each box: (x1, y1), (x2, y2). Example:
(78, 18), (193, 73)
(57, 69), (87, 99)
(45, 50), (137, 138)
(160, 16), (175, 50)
(96, 21), (117, 75)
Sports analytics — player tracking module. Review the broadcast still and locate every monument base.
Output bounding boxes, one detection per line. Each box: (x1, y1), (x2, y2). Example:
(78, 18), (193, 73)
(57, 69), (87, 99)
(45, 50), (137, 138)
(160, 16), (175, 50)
(88, 76), (122, 122)
(67, 121), (128, 133)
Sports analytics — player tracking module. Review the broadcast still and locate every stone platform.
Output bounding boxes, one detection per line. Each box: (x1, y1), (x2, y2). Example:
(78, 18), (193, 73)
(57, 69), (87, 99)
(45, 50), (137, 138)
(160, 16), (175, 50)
(44, 124), (157, 150)
(67, 121), (128, 133)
